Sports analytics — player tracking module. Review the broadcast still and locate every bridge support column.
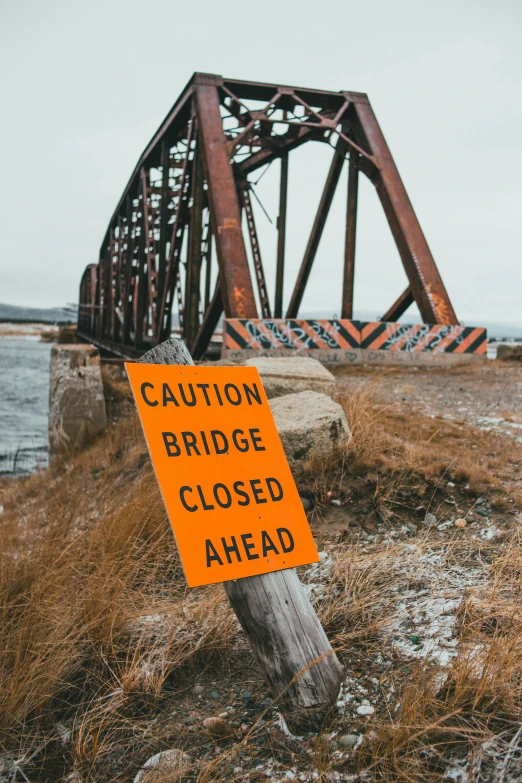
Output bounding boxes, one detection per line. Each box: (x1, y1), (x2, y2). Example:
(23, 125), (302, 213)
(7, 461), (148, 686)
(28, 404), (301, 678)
(194, 74), (258, 319)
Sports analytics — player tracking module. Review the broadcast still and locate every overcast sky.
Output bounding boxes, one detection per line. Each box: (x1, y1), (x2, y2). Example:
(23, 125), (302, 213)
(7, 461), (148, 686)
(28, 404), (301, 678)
(1, 0), (520, 324)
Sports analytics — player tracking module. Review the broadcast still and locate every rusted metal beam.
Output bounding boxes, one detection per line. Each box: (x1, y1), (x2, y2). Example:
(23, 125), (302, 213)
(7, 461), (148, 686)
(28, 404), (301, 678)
(381, 285), (414, 322)
(342, 151), (359, 319)
(241, 184), (271, 318)
(183, 136), (205, 346)
(275, 152), (288, 318)
(191, 277), (223, 360)
(194, 75), (258, 319)
(286, 139), (347, 318)
(352, 97), (458, 325)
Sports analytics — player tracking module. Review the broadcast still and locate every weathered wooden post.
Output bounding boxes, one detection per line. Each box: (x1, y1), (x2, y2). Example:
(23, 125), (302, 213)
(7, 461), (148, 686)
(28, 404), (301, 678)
(137, 338), (343, 730)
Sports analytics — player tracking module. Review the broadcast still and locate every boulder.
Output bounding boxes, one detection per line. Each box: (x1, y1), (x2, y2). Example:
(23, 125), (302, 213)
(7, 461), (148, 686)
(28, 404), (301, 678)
(49, 344), (107, 457)
(245, 356), (335, 399)
(269, 390), (351, 475)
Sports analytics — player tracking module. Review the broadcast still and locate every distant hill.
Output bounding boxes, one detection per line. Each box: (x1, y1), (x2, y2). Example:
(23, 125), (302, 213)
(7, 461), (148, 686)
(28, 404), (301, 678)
(0, 303), (76, 324)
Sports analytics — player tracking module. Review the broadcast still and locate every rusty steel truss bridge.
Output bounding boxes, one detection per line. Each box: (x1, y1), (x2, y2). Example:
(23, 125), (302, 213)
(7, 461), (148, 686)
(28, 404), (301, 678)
(78, 72), (458, 360)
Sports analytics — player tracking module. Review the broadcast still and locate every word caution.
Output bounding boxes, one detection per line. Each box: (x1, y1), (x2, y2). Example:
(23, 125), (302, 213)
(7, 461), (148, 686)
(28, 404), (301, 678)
(125, 364), (319, 587)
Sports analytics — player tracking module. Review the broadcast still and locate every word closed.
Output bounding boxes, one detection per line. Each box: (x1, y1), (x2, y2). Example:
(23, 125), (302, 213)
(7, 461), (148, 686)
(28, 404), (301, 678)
(125, 364), (319, 587)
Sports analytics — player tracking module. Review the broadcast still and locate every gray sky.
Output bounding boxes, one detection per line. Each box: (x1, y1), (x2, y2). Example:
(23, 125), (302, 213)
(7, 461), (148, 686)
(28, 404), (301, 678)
(1, 0), (521, 324)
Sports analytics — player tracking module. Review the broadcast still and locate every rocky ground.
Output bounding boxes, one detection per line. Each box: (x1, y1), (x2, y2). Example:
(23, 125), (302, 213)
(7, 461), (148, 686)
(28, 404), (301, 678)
(1, 359), (522, 783)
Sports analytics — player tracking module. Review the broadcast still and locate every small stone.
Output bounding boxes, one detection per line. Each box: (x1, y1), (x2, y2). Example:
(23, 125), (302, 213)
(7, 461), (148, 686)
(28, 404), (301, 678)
(476, 507), (490, 517)
(218, 712), (229, 719)
(356, 705), (375, 716)
(300, 496), (312, 511)
(330, 498), (342, 507)
(404, 521), (418, 534)
(423, 512), (437, 527)
(209, 690), (219, 699)
(476, 498), (484, 505)
(399, 619), (411, 631)
(261, 698), (273, 708)
(447, 481), (455, 488)
(454, 518), (467, 529)
(349, 521), (358, 528)
(241, 690), (252, 700)
(192, 685), (204, 695)
(133, 749), (191, 782)
(202, 717), (230, 737)
(232, 684), (241, 693)
(361, 699), (370, 706)
(338, 734), (358, 749)
(409, 635), (420, 646)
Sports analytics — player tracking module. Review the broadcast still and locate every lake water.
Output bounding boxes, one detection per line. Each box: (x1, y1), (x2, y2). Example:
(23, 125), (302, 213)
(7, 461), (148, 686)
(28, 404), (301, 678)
(0, 339), (51, 474)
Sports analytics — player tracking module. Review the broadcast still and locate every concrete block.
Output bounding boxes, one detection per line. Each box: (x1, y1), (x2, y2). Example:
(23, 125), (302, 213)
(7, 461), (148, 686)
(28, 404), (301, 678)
(49, 344), (106, 456)
(245, 356), (336, 398)
(269, 390), (351, 475)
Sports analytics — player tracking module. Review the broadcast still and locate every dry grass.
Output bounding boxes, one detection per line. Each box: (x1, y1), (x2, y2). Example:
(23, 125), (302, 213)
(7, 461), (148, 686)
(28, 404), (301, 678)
(307, 379), (522, 521)
(0, 414), (238, 780)
(1, 372), (522, 781)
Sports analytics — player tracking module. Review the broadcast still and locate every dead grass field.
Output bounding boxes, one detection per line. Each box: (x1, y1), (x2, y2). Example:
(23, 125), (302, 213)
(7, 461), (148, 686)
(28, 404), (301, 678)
(1, 364), (522, 782)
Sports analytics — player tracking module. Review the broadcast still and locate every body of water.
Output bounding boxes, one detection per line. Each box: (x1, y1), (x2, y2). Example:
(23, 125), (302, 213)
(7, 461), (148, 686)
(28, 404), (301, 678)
(0, 339), (51, 474)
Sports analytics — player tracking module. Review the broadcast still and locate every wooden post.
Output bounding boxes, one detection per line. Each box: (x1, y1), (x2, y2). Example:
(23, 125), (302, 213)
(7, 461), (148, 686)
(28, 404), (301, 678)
(138, 338), (344, 730)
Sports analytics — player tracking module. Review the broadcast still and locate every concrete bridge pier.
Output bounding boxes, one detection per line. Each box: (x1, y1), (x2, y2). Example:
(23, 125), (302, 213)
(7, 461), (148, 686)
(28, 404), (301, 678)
(49, 344), (106, 457)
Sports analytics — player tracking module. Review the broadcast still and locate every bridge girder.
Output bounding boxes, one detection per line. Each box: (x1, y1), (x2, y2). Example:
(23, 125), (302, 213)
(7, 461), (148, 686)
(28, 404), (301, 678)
(78, 72), (458, 359)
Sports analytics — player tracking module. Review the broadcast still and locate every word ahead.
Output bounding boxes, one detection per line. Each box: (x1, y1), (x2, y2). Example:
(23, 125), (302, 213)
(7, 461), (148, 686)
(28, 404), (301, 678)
(125, 364), (319, 587)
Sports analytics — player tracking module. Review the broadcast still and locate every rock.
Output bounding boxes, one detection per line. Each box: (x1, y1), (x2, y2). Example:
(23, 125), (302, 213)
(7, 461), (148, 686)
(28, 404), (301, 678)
(241, 690), (252, 700)
(245, 356), (335, 399)
(330, 498), (342, 507)
(218, 711), (229, 719)
(404, 521), (418, 535)
(423, 512), (437, 527)
(454, 518), (467, 529)
(269, 391), (351, 476)
(57, 324), (78, 343)
(338, 734), (358, 749)
(133, 749), (191, 782)
(49, 344), (106, 457)
(192, 684), (204, 695)
(208, 689), (219, 699)
(202, 717), (231, 737)
(300, 496), (312, 511)
(356, 705), (374, 716)
(497, 344), (522, 361)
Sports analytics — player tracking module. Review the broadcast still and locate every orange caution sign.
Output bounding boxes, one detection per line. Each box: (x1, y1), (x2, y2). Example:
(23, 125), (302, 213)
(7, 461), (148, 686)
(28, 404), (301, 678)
(125, 364), (319, 587)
